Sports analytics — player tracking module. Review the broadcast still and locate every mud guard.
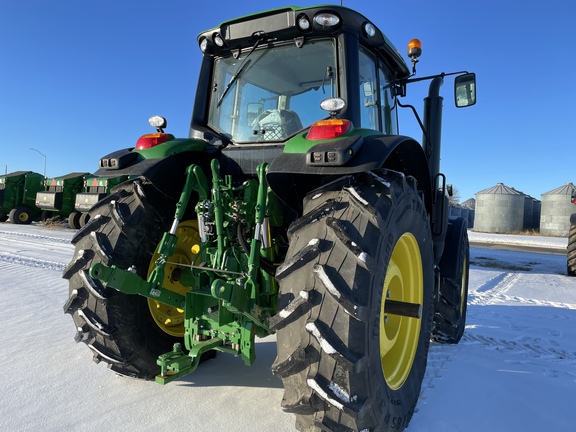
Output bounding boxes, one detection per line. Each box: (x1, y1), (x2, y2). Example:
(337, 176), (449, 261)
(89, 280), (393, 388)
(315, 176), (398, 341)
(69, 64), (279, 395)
(94, 151), (213, 201)
(267, 134), (432, 216)
(438, 216), (468, 280)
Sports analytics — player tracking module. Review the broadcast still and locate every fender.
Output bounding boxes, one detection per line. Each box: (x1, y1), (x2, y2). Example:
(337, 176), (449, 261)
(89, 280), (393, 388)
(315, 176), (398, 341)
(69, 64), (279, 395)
(267, 134), (432, 214)
(438, 216), (468, 280)
(95, 147), (213, 201)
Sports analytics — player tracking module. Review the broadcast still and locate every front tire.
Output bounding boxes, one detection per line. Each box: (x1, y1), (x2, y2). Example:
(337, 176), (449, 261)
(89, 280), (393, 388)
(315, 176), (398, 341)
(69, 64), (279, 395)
(62, 178), (181, 378)
(272, 170), (434, 432)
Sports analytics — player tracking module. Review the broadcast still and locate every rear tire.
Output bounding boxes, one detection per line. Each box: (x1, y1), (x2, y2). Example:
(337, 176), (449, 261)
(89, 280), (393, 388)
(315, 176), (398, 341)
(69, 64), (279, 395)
(272, 170), (434, 432)
(62, 178), (181, 378)
(568, 216), (576, 277)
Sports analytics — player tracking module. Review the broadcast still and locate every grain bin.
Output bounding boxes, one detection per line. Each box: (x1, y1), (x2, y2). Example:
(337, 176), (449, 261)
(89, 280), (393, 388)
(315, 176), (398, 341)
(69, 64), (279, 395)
(540, 183), (576, 236)
(474, 183), (525, 233)
(531, 198), (541, 230)
(523, 195), (534, 230)
(449, 206), (461, 217)
(461, 198), (475, 228)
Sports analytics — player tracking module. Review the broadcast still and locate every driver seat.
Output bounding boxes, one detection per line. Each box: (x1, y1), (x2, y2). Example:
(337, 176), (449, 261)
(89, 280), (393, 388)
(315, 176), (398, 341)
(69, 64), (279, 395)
(252, 109), (303, 141)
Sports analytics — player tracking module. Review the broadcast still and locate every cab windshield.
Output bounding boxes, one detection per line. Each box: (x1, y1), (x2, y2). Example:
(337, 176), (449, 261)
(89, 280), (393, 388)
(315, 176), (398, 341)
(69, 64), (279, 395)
(208, 39), (336, 143)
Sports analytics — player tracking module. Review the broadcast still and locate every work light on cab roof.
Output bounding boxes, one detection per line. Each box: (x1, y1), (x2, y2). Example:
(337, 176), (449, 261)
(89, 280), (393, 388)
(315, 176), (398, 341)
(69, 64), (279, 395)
(297, 14), (311, 30)
(314, 12), (340, 28)
(363, 21), (376, 37)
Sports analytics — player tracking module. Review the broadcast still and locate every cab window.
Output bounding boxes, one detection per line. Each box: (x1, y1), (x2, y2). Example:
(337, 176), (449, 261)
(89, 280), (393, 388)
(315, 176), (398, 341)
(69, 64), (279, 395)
(358, 46), (398, 134)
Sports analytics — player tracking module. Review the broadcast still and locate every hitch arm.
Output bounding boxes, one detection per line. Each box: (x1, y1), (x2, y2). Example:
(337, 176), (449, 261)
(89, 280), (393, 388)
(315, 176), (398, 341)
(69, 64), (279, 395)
(89, 263), (185, 309)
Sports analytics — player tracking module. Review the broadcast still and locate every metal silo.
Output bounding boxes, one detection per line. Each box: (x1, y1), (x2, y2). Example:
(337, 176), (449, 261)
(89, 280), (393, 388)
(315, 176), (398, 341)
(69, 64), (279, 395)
(540, 183), (576, 236)
(523, 195), (533, 230)
(449, 206), (461, 217)
(461, 198), (475, 228)
(474, 183), (525, 233)
(531, 198), (541, 230)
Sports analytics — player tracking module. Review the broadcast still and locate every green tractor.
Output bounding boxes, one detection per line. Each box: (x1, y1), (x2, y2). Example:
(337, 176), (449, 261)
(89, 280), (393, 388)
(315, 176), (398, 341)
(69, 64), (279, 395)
(0, 171), (44, 224)
(70, 174), (129, 229)
(35, 172), (89, 224)
(63, 5), (475, 431)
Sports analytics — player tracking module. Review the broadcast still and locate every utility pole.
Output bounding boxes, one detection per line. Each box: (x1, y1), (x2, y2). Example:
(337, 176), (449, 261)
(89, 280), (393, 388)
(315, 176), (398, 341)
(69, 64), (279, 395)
(29, 148), (47, 179)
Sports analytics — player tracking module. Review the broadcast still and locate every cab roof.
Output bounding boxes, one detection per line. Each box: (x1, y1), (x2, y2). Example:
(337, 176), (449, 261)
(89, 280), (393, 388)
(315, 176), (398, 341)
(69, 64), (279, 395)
(198, 5), (411, 80)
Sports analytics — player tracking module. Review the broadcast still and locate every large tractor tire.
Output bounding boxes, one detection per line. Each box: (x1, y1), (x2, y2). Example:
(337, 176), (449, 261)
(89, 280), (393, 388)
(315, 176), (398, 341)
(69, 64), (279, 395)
(10, 205), (34, 225)
(271, 170), (434, 432)
(62, 177), (190, 379)
(432, 217), (469, 344)
(568, 214), (576, 277)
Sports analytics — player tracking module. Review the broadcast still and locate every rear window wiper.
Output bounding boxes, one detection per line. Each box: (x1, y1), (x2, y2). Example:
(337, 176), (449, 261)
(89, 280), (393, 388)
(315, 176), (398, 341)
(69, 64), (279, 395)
(216, 37), (263, 108)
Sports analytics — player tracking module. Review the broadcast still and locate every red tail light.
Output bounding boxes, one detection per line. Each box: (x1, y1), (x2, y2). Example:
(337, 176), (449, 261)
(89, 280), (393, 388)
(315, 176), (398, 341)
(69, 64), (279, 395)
(307, 119), (351, 140)
(135, 133), (170, 150)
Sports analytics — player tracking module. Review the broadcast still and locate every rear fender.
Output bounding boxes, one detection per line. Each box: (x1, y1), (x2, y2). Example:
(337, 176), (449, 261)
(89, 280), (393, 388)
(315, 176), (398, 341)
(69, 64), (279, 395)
(267, 134), (432, 215)
(438, 216), (468, 280)
(95, 149), (213, 201)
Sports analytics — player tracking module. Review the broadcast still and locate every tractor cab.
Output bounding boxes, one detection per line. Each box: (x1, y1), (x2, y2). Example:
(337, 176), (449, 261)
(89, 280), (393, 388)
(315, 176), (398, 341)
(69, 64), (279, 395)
(193, 6), (412, 146)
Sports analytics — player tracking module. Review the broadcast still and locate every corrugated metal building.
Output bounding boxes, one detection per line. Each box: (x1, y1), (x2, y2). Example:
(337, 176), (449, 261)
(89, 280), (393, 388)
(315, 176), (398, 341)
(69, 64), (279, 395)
(474, 183), (525, 233)
(540, 183), (576, 236)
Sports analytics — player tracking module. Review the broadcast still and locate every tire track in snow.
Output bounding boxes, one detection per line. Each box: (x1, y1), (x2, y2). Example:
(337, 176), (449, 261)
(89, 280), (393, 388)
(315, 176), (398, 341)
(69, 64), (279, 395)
(469, 272), (520, 306)
(498, 295), (576, 310)
(416, 343), (459, 410)
(462, 333), (576, 361)
(0, 230), (71, 244)
(0, 252), (66, 272)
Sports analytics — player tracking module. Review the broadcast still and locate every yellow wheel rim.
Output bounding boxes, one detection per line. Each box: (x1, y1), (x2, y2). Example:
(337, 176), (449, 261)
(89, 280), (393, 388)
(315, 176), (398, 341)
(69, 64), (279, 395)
(147, 220), (200, 337)
(18, 212), (29, 222)
(379, 232), (423, 390)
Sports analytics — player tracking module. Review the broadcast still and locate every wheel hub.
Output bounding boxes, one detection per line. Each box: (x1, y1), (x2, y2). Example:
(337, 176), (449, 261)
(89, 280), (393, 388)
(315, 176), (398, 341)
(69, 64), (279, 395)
(147, 220), (200, 337)
(379, 232), (423, 390)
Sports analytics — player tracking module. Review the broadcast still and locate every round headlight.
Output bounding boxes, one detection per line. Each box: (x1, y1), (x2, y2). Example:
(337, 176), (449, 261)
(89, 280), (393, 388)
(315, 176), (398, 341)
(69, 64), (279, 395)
(298, 15), (311, 30)
(199, 38), (208, 53)
(364, 22), (376, 38)
(213, 33), (225, 47)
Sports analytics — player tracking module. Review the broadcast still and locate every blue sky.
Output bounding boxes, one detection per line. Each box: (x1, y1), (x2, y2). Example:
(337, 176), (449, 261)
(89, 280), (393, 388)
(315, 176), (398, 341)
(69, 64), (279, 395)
(1, 0), (574, 203)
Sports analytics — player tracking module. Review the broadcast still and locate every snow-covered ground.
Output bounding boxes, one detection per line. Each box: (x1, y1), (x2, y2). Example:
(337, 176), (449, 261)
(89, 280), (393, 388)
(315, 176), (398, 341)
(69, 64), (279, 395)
(0, 224), (574, 432)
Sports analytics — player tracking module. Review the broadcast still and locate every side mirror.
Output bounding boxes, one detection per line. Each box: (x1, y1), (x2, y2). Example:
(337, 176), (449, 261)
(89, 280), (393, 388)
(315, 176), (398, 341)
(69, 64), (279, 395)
(246, 103), (263, 125)
(454, 73), (476, 108)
